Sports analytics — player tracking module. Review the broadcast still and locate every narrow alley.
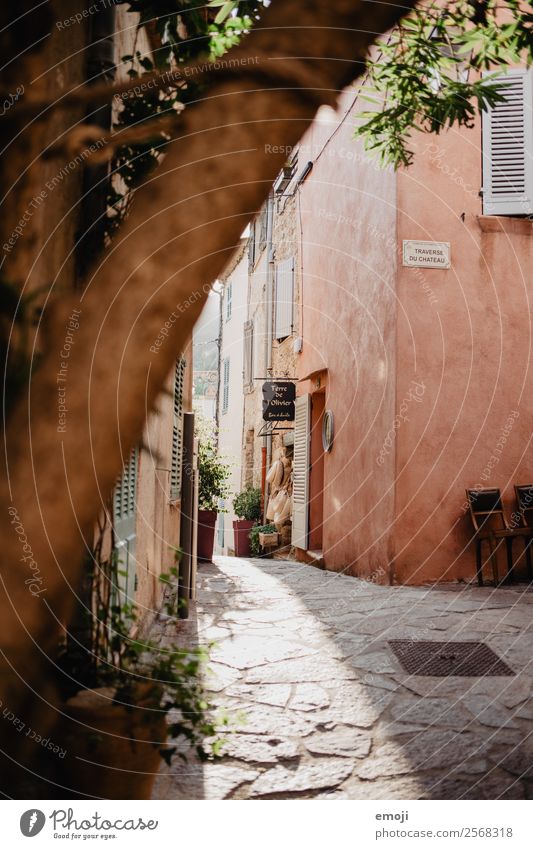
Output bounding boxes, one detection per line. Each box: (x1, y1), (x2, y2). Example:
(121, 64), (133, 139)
(154, 557), (533, 800)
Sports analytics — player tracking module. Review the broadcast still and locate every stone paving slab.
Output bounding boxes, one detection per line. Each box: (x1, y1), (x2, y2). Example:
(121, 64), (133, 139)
(154, 556), (533, 800)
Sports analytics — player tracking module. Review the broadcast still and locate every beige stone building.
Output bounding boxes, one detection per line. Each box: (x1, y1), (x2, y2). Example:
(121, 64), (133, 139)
(218, 153), (303, 535)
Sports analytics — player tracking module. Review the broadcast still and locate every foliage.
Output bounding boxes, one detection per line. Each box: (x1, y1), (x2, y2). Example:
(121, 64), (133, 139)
(107, 1), (263, 235)
(233, 486), (262, 521)
(110, 0), (533, 188)
(195, 413), (231, 511)
(249, 523), (277, 556)
(355, 0), (533, 167)
(59, 542), (229, 763)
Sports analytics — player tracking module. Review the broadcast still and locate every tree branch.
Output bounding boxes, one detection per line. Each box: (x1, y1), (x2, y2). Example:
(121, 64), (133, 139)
(0, 0), (416, 762)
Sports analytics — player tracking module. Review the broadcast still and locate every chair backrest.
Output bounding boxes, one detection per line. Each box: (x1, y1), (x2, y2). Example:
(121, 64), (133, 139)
(466, 488), (506, 532)
(514, 485), (533, 528)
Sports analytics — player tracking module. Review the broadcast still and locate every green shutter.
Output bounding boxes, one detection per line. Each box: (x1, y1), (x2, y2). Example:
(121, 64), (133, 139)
(170, 357), (186, 500)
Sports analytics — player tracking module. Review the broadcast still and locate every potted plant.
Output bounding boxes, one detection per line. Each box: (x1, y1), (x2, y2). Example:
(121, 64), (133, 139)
(196, 418), (230, 562)
(232, 487), (262, 556)
(249, 523), (279, 557)
(58, 549), (228, 799)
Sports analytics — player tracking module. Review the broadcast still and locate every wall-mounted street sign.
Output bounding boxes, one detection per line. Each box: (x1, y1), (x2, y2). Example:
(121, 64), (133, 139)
(262, 381), (296, 422)
(402, 240), (451, 269)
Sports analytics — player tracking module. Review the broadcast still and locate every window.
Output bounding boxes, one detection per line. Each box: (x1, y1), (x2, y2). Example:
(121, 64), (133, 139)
(243, 320), (254, 390)
(226, 281), (232, 321)
(222, 357), (230, 414)
(274, 256), (295, 341)
(482, 69), (533, 216)
(170, 357), (186, 500)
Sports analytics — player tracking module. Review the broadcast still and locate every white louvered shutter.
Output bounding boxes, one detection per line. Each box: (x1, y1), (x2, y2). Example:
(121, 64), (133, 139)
(226, 282), (232, 320)
(291, 394), (311, 549)
(482, 69), (533, 215)
(243, 320), (254, 389)
(274, 257), (295, 341)
(222, 357), (230, 413)
(170, 357), (186, 500)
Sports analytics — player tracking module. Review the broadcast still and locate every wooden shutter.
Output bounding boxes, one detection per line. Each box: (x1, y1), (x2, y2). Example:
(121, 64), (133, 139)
(482, 69), (533, 215)
(222, 357), (230, 413)
(274, 257), (295, 340)
(170, 357), (186, 500)
(291, 394), (311, 549)
(243, 320), (254, 389)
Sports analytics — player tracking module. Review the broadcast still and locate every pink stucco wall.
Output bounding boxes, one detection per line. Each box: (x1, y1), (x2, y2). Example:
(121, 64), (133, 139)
(395, 123), (533, 584)
(297, 96), (398, 580)
(297, 93), (533, 585)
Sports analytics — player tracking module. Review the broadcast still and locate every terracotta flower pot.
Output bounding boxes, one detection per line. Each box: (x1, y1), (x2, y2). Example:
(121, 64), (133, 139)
(197, 509), (217, 561)
(62, 685), (166, 799)
(233, 519), (254, 557)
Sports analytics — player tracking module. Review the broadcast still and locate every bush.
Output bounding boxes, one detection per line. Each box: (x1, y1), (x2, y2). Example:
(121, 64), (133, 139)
(233, 487), (262, 521)
(249, 523), (277, 556)
(195, 414), (231, 512)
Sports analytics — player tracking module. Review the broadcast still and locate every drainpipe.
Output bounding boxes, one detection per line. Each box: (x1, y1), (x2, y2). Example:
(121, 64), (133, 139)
(264, 192), (275, 517)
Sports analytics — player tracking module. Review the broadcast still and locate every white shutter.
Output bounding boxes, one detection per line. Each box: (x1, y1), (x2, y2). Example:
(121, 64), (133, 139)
(226, 282), (232, 320)
(274, 257), (295, 341)
(243, 320), (254, 389)
(482, 69), (533, 216)
(291, 394), (310, 549)
(222, 357), (230, 413)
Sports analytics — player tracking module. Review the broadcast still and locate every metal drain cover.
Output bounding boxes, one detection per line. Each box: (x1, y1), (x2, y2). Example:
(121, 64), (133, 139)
(388, 640), (514, 677)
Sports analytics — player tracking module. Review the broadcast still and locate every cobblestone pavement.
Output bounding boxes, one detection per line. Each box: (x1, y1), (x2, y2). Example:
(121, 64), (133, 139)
(154, 556), (533, 800)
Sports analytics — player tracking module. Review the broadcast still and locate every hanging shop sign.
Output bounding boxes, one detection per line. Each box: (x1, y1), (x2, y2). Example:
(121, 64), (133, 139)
(262, 381), (296, 422)
(402, 240), (450, 269)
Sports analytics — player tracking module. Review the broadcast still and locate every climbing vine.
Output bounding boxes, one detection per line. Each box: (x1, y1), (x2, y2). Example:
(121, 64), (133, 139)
(106, 1), (263, 236)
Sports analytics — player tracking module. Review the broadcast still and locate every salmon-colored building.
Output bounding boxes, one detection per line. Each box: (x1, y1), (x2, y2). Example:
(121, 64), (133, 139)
(292, 68), (533, 585)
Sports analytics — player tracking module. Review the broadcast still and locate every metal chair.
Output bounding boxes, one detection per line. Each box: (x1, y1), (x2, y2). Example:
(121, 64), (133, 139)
(466, 488), (524, 586)
(513, 484), (533, 579)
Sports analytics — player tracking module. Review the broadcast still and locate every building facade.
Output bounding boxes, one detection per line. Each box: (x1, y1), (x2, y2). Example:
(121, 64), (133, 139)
(215, 241), (248, 553)
(237, 178), (301, 542)
(292, 68), (533, 584)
